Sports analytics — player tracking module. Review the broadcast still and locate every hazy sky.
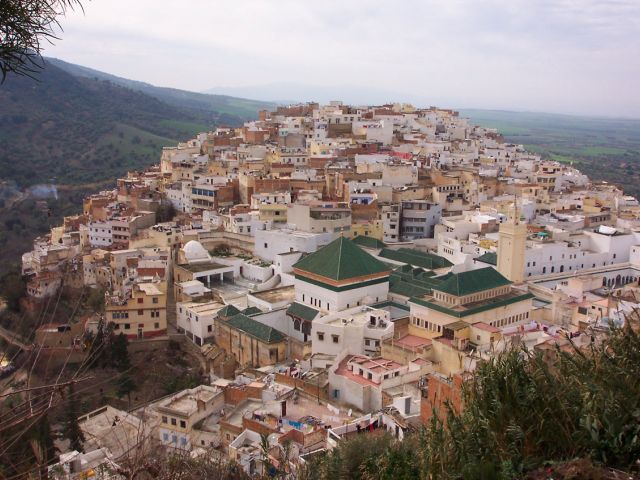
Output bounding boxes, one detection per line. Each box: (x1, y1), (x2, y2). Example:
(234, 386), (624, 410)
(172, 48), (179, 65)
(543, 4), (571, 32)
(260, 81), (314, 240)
(47, 0), (640, 117)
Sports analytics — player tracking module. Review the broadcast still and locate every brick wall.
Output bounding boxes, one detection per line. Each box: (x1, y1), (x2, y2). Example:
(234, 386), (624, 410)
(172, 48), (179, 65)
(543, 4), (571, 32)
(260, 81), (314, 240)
(274, 373), (329, 402)
(242, 417), (277, 436)
(420, 373), (465, 425)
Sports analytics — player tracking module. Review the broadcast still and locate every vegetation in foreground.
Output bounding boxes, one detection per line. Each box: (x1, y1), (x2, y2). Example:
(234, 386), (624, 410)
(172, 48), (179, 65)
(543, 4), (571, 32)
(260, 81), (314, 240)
(300, 320), (640, 479)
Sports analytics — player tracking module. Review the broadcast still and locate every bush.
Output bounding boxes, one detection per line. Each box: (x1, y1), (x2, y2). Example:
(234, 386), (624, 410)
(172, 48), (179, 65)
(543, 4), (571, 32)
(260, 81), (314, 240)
(303, 321), (640, 479)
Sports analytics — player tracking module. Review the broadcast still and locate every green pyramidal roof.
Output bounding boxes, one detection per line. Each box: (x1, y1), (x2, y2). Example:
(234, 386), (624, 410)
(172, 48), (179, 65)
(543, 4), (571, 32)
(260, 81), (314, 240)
(475, 251), (497, 266)
(434, 267), (511, 297)
(351, 235), (386, 250)
(218, 304), (241, 318)
(227, 314), (285, 343)
(286, 302), (320, 321)
(293, 236), (391, 282)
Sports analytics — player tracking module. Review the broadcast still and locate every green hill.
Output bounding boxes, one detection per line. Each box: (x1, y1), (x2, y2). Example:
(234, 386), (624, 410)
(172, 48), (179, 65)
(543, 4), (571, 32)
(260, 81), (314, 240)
(47, 57), (276, 123)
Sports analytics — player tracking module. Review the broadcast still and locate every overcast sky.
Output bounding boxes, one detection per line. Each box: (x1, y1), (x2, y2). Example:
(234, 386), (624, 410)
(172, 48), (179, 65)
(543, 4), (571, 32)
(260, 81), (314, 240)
(46, 0), (640, 118)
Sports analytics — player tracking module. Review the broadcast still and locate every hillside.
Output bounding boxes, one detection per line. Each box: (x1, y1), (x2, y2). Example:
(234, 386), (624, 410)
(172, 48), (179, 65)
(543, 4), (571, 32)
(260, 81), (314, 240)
(0, 62), (214, 187)
(461, 109), (640, 197)
(48, 58), (276, 123)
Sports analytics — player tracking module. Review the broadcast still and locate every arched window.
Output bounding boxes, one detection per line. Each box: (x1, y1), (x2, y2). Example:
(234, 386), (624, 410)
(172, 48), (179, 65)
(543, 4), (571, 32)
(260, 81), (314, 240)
(293, 319), (301, 331)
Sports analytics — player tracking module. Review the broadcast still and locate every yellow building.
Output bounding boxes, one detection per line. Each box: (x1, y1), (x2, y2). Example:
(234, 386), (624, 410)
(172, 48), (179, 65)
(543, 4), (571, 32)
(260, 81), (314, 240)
(497, 208), (527, 283)
(350, 219), (383, 240)
(258, 203), (288, 223)
(105, 281), (167, 339)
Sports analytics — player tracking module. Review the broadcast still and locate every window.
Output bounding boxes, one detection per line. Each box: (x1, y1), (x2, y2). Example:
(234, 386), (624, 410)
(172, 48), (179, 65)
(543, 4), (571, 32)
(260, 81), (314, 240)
(162, 416), (168, 424)
(207, 325), (212, 332)
(155, 322), (160, 329)
(171, 418), (177, 426)
(137, 298), (143, 304)
(124, 323), (130, 330)
(317, 332), (324, 341)
(180, 420), (186, 428)
(138, 309), (144, 316)
(332, 334), (339, 343)
(163, 433), (169, 441)
(264, 243), (268, 248)
(153, 297), (158, 304)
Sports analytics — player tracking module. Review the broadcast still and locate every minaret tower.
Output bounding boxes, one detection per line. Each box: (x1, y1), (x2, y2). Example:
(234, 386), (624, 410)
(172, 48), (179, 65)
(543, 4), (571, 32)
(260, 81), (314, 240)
(497, 197), (527, 283)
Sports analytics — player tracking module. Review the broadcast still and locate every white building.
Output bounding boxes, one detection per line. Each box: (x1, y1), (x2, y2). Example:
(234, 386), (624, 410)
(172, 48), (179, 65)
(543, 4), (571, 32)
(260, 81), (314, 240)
(176, 300), (226, 346)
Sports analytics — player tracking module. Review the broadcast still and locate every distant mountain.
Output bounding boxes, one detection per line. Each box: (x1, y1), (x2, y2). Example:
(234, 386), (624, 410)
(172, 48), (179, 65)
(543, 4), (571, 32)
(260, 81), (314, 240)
(48, 58), (276, 123)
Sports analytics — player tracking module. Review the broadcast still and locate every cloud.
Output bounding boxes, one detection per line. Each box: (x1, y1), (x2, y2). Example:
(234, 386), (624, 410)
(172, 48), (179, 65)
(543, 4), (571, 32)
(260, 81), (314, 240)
(45, 0), (640, 117)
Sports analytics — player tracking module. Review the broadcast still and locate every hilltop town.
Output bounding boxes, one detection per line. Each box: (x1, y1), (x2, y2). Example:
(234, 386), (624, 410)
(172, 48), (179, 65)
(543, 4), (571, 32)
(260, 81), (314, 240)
(10, 101), (640, 477)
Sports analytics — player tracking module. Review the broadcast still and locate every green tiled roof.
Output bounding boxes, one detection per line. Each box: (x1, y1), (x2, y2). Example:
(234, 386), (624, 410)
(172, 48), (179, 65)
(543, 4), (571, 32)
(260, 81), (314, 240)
(434, 267), (511, 297)
(218, 304), (241, 318)
(379, 248), (453, 269)
(293, 236), (390, 282)
(242, 306), (262, 316)
(352, 235), (386, 250)
(227, 314), (285, 343)
(475, 251), (497, 266)
(286, 302), (320, 321)
(410, 292), (534, 318)
(389, 275), (430, 298)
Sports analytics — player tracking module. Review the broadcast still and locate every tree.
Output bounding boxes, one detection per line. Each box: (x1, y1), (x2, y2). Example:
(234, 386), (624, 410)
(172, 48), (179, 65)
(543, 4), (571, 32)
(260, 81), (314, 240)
(0, 0), (82, 82)
(110, 331), (130, 371)
(116, 372), (136, 407)
(63, 382), (84, 452)
(86, 286), (106, 313)
(30, 413), (57, 478)
(87, 317), (107, 368)
(0, 267), (25, 312)
(156, 199), (177, 223)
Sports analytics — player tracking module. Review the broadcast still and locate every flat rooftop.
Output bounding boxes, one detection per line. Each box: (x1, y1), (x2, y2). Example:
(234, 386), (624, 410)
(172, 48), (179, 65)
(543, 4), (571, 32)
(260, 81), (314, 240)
(158, 386), (221, 415)
(136, 283), (163, 296)
(351, 356), (403, 374)
(393, 334), (432, 349)
(179, 262), (231, 273)
(181, 301), (225, 315)
(250, 285), (296, 304)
